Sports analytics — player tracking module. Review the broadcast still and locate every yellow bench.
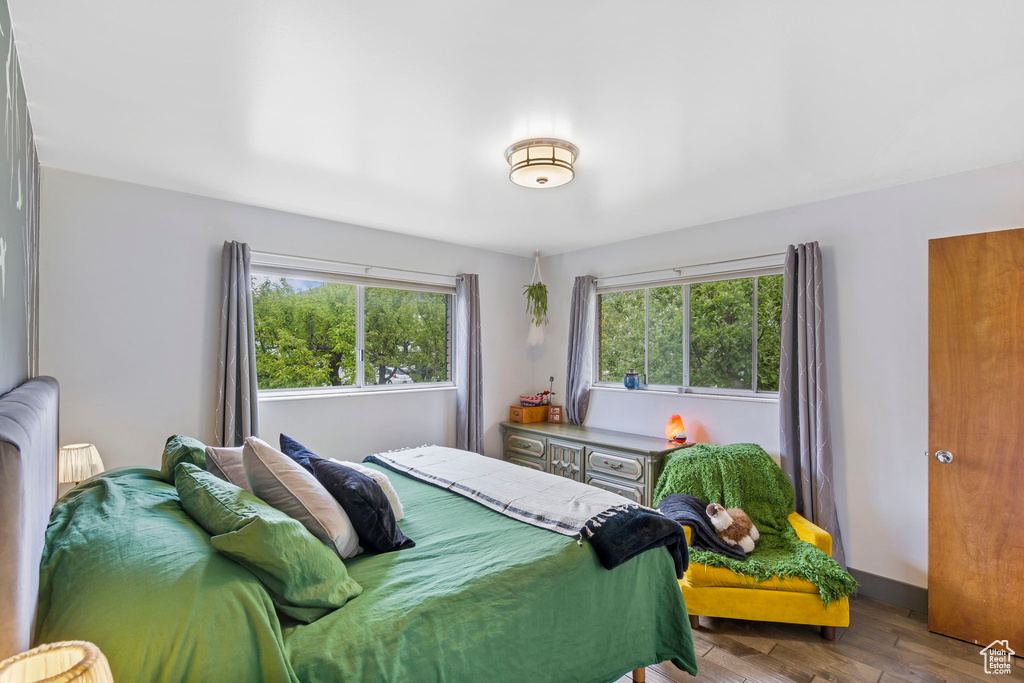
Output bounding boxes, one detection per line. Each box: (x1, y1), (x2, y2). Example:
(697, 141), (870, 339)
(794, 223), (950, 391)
(680, 512), (849, 640)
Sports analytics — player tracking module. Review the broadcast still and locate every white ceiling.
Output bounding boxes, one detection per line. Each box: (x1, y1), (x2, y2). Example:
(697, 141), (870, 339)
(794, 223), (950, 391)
(10, 1), (1024, 256)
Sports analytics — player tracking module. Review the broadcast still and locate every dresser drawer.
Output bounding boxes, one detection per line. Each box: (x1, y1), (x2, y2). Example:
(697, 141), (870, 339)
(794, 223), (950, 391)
(505, 432), (545, 457)
(586, 475), (644, 505)
(587, 448), (643, 481)
(508, 455), (545, 471)
(548, 440), (583, 482)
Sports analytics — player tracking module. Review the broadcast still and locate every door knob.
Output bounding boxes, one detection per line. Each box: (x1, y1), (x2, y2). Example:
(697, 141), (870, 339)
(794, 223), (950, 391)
(935, 450), (954, 464)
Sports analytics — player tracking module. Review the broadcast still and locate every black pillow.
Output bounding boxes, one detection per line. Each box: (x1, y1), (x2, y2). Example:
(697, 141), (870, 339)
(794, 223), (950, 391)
(279, 433), (316, 473)
(309, 456), (414, 554)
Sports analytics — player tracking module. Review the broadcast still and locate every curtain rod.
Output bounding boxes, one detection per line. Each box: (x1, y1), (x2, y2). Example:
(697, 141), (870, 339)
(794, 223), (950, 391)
(250, 249), (463, 280)
(595, 250), (788, 283)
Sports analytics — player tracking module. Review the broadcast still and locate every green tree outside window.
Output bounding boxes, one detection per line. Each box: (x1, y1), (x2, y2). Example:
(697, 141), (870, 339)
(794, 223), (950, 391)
(251, 276), (450, 390)
(596, 274), (783, 392)
(597, 289), (645, 384)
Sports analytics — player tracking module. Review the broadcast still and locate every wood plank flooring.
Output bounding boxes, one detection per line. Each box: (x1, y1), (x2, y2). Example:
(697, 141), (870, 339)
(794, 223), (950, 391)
(614, 596), (1023, 682)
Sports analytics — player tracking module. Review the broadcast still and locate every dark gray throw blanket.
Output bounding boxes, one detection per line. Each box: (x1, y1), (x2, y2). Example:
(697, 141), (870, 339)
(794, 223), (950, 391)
(657, 494), (746, 561)
(582, 505), (689, 577)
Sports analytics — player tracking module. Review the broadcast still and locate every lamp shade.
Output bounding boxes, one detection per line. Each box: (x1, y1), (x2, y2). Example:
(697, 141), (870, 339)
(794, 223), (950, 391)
(58, 444), (104, 484)
(0, 641), (113, 683)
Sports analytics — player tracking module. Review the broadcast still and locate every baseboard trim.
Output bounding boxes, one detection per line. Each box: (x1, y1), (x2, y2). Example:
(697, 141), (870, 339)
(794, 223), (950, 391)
(849, 568), (928, 614)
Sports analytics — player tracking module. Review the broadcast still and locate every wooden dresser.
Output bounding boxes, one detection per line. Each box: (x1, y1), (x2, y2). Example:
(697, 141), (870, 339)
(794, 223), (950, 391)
(499, 421), (690, 507)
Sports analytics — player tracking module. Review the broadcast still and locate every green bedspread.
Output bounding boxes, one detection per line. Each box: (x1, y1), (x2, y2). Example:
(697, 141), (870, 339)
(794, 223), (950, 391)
(36, 465), (697, 682)
(36, 468), (299, 682)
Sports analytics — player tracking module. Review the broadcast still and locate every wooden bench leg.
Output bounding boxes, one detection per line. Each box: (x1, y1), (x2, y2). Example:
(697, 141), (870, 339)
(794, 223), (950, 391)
(689, 614), (700, 629)
(632, 667), (646, 682)
(821, 626), (836, 641)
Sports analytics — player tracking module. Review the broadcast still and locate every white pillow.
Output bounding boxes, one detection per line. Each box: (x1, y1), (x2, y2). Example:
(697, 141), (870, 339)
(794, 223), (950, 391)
(330, 459), (404, 521)
(204, 445), (251, 492)
(243, 437), (361, 558)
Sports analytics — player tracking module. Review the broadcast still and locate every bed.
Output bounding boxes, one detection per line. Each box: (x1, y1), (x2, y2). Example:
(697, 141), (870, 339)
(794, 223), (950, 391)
(7, 398), (697, 681)
(0, 376), (59, 661)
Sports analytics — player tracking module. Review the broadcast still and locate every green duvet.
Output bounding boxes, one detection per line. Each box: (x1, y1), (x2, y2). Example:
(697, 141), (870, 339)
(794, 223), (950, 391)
(36, 466), (697, 682)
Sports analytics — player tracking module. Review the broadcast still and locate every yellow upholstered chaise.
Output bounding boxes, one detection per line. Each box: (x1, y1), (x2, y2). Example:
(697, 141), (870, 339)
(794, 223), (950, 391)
(679, 512), (849, 640)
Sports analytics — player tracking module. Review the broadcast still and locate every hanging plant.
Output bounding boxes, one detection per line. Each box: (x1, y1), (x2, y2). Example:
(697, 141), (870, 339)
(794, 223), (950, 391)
(525, 251), (547, 347)
(523, 281), (548, 326)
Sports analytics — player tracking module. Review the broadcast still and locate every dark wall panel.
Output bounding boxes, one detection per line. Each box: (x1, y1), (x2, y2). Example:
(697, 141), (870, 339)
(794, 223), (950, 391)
(0, 0), (39, 395)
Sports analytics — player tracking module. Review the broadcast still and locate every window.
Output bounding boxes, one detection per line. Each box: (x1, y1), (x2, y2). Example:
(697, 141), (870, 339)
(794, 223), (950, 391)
(597, 273), (783, 394)
(252, 273), (453, 392)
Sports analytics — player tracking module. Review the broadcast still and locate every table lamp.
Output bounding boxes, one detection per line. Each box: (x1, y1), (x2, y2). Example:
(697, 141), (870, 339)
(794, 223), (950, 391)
(0, 641), (113, 683)
(58, 444), (105, 486)
(665, 415), (687, 442)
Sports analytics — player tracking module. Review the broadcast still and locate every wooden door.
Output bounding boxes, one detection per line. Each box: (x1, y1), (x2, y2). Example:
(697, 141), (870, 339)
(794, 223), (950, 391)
(929, 228), (1024, 648)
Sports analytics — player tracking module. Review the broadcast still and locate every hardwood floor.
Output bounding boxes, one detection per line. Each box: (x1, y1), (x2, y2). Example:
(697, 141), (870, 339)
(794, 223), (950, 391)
(615, 596), (1024, 682)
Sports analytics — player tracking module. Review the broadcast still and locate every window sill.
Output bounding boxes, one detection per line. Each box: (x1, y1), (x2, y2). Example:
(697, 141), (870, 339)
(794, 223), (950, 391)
(258, 384), (457, 403)
(590, 385), (779, 404)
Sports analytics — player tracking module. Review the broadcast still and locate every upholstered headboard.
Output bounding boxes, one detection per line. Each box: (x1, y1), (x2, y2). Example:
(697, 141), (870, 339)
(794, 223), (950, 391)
(0, 377), (59, 659)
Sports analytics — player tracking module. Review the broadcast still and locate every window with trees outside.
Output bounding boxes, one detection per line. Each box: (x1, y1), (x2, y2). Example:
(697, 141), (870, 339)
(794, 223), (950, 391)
(597, 273), (783, 394)
(252, 272), (453, 392)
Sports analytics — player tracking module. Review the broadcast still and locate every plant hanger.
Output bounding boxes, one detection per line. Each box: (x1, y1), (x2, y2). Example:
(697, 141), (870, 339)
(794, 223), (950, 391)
(524, 250), (548, 346)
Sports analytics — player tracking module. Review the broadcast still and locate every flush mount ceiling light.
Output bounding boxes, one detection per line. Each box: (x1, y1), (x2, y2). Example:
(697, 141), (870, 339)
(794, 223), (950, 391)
(504, 138), (579, 188)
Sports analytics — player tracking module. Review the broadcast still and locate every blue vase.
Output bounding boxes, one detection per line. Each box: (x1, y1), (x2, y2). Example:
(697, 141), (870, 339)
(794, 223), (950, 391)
(624, 369), (640, 390)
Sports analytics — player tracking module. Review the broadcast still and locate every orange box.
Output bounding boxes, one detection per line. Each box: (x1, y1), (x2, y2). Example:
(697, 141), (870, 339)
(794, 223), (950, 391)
(509, 405), (550, 423)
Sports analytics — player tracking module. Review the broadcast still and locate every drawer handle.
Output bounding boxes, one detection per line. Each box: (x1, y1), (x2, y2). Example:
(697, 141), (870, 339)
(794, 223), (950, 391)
(512, 439), (530, 449)
(603, 460), (624, 470)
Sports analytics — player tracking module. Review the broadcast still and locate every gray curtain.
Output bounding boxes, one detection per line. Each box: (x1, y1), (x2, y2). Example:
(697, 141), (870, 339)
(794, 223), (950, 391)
(565, 275), (597, 425)
(455, 273), (483, 454)
(216, 241), (259, 447)
(779, 242), (846, 568)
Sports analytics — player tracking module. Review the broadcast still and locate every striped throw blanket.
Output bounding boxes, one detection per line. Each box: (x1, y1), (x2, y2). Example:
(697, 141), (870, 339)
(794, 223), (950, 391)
(365, 445), (687, 575)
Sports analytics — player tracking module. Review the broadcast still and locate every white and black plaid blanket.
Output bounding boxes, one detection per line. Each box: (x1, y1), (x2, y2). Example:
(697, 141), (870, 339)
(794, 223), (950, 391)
(364, 445), (687, 575)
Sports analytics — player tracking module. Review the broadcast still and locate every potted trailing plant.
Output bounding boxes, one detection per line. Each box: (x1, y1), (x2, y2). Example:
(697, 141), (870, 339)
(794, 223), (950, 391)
(524, 251), (548, 346)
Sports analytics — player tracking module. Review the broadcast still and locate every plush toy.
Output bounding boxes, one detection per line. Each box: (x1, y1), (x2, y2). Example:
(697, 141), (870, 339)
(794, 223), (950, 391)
(665, 415), (687, 442)
(706, 502), (759, 554)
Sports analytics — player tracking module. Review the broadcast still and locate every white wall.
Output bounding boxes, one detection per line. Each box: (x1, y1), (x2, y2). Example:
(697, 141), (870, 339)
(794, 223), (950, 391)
(39, 160), (1024, 589)
(39, 169), (532, 470)
(530, 160), (1024, 588)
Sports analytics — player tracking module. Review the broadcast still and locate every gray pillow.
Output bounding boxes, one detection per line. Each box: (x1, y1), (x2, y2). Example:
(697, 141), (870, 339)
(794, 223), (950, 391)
(205, 446), (251, 492)
(242, 437), (361, 559)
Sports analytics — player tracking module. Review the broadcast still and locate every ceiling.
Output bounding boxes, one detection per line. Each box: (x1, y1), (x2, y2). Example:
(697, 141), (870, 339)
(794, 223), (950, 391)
(10, 1), (1024, 256)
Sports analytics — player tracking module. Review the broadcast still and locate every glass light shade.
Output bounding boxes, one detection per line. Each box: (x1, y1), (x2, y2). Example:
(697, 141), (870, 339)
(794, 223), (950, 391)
(505, 139), (578, 188)
(0, 641), (113, 683)
(58, 444), (105, 484)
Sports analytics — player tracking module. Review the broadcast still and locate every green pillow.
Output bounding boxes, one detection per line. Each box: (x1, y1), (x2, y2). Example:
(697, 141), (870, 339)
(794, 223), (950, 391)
(160, 435), (207, 483)
(174, 463), (362, 622)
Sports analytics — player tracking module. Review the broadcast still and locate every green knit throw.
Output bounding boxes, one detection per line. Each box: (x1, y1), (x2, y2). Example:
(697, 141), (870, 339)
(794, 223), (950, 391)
(653, 443), (857, 605)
